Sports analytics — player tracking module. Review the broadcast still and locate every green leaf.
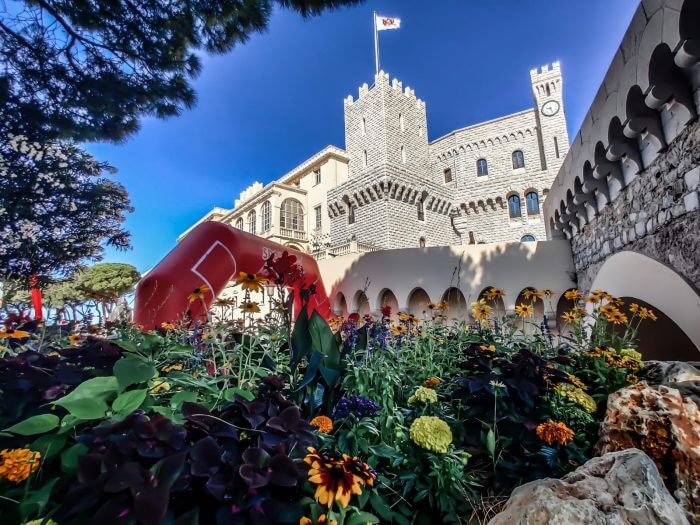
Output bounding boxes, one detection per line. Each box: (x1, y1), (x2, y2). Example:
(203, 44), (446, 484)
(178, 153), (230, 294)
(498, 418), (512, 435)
(112, 388), (148, 414)
(4, 414), (59, 436)
(223, 387), (254, 402)
(369, 443), (396, 458)
(291, 305), (312, 366)
(297, 351), (323, 390)
(56, 396), (109, 420)
(113, 357), (156, 390)
(31, 433), (67, 460)
(113, 339), (139, 353)
(370, 491), (394, 521)
(309, 310), (340, 369)
(319, 366), (341, 388)
(170, 390), (199, 408)
(347, 511), (380, 525)
(18, 478), (58, 521)
(61, 443), (88, 474)
(486, 428), (496, 457)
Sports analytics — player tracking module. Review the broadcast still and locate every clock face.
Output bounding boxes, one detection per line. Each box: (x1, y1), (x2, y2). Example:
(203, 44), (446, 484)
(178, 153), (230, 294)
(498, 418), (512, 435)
(541, 100), (560, 117)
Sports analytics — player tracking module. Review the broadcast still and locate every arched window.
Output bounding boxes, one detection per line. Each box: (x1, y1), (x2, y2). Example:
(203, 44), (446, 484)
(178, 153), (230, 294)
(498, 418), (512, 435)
(247, 210), (256, 234)
(361, 117), (366, 136)
(348, 203), (355, 224)
(553, 136), (560, 158)
(521, 235), (536, 242)
(235, 218), (243, 229)
(261, 201), (271, 231)
(546, 84), (551, 96)
(363, 150), (368, 168)
(476, 158), (488, 176)
(419, 237), (426, 248)
(512, 150), (525, 169)
(525, 191), (539, 215)
(401, 145), (406, 163)
(399, 113), (404, 131)
(508, 194), (521, 219)
(417, 200), (424, 221)
(444, 168), (453, 183)
(280, 198), (304, 231)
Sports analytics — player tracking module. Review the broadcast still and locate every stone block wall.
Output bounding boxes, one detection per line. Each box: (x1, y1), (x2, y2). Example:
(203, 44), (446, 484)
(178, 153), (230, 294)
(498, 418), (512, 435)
(572, 120), (700, 291)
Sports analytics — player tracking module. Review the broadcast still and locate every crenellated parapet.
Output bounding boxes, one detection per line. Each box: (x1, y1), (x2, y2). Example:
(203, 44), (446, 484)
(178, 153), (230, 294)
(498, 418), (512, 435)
(344, 70), (426, 110)
(544, 0), (700, 240)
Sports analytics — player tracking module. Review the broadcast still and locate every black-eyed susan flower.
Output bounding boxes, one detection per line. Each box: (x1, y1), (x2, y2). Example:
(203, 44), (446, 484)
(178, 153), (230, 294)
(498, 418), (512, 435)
(470, 299), (492, 322)
(305, 448), (371, 509)
(235, 271), (265, 293)
(0, 328), (30, 340)
(483, 287), (505, 301)
(523, 289), (543, 302)
(240, 301), (261, 314)
(605, 309), (628, 325)
(514, 303), (534, 318)
(564, 289), (583, 301)
(561, 311), (579, 323)
(639, 307), (657, 321)
(188, 284), (210, 303)
(68, 333), (81, 346)
(587, 289), (607, 303)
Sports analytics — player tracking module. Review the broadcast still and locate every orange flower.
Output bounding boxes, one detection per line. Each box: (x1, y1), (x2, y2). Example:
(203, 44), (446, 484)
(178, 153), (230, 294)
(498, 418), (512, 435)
(629, 303), (640, 314)
(240, 301), (261, 314)
(483, 287), (505, 301)
(423, 377), (441, 388)
(587, 290), (606, 303)
(564, 289), (582, 301)
(639, 307), (657, 321)
(535, 421), (575, 446)
(0, 449), (41, 483)
(514, 303), (534, 318)
(310, 416), (333, 434)
(561, 311), (579, 323)
(605, 309), (628, 325)
(188, 284), (210, 303)
(68, 333), (81, 346)
(235, 272), (266, 293)
(599, 304), (617, 316)
(523, 289), (543, 302)
(0, 329), (30, 340)
(305, 448), (374, 509)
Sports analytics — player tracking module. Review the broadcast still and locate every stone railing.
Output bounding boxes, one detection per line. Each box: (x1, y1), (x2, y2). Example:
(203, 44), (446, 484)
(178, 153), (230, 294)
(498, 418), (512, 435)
(543, 0), (699, 240)
(313, 240), (381, 260)
(279, 228), (307, 241)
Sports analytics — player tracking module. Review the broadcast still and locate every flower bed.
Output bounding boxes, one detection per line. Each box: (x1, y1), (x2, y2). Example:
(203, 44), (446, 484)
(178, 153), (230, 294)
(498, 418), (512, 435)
(0, 268), (655, 524)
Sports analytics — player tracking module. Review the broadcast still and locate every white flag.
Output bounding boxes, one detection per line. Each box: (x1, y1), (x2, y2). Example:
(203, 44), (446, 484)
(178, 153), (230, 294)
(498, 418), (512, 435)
(376, 15), (401, 31)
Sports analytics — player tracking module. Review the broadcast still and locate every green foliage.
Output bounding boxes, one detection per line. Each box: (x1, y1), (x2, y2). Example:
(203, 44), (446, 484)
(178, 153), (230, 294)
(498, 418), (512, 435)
(76, 262), (140, 299)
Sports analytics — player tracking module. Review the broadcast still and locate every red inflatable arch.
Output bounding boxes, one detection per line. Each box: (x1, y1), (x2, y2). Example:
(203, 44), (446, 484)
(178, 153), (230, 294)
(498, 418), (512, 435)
(132, 221), (331, 329)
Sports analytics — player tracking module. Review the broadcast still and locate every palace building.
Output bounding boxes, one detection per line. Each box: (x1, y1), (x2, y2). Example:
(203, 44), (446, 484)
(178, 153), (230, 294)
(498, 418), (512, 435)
(182, 62), (569, 254)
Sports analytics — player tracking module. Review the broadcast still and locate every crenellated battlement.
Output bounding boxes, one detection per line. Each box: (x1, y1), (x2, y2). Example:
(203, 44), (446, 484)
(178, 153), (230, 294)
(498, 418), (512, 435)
(530, 61), (561, 81)
(344, 71), (425, 109)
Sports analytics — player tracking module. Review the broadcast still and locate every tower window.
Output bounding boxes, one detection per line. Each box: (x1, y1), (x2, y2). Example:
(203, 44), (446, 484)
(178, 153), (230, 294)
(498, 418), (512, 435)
(399, 113), (404, 131)
(363, 150), (368, 168)
(348, 203), (355, 224)
(476, 158), (488, 176)
(261, 201), (271, 231)
(401, 145), (406, 163)
(418, 126), (423, 137)
(512, 150), (525, 169)
(508, 194), (522, 219)
(554, 136), (560, 158)
(419, 237), (426, 248)
(521, 234), (536, 242)
(444, 168), (453, 183)
(314, 205), (322, 229)
(525, 191), (539, 215)
(417, 200), (424, 221)
(546, 84), (551, 97)
(361, 117), (366, 136)
(314, 168), (321, 185)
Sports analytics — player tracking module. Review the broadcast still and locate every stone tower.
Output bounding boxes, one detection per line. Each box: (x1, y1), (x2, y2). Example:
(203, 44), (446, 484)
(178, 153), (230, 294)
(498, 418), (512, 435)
(344, 71), (431, 180)
(530, 62), (569, 172)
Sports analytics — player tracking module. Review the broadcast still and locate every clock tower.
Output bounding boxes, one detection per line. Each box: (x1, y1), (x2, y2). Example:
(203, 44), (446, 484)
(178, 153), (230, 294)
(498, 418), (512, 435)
(530, 62), (569, 172)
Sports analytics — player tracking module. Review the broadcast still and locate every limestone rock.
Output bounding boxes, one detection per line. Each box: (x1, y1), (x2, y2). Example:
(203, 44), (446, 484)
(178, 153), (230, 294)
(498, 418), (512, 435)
(488, 449), (688, 525)
(597, 383), (700, 524)
(641, 361), (700, 385)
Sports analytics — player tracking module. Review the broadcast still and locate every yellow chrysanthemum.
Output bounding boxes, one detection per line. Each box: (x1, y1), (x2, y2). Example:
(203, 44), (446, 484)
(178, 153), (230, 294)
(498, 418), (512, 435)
(619, 348), (642, 361)
(310, 416), (333, 434)
(555, 383), (596, 413)
(0, 449), (41, 483)
(409, 416), (452, 453)
(408, 386), (438, 405)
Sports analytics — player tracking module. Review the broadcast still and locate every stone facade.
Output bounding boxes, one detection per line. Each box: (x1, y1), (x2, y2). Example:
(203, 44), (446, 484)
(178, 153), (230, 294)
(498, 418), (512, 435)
(572, 120), (700, 291)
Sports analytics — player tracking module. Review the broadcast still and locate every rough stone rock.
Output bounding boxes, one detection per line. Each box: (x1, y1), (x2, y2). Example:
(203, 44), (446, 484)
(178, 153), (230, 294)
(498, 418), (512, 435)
(641, 361), (700, 385)
(488, 449), (688, 525)
(597, 383), (700, 524)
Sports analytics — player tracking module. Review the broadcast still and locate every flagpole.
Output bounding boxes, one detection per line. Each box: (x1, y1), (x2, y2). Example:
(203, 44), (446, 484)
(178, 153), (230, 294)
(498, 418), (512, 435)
(373, 11), (379, 75)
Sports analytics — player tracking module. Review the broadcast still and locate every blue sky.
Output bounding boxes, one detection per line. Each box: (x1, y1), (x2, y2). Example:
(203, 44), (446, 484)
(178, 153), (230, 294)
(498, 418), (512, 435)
(90, 0), (640, 272)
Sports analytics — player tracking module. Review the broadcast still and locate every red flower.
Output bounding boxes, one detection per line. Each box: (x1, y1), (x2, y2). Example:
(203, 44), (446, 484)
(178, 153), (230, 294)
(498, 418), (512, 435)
(380, 305), (392, 318)
(348, 313), (360, 324)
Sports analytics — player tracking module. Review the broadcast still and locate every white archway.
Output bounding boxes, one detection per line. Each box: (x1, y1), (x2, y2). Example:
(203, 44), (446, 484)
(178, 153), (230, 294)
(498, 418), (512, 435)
(590, 251), (700, 353)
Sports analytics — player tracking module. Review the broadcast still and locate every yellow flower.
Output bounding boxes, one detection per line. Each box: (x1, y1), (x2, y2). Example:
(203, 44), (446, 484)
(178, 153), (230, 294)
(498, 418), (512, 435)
(561, 311), (579, 323)
(390, 325), (407, 336)
(629, 303), (640, 314)
(235, 272), (266, 293)
(188, 284), (210, 303)
(564, 289), (583, 301)
(619, 348), (642, 361)
(536, 420), (575, 446)
(514, 303), (534, 318)
(241, 301), (261, 314)
(599, 304), (617, 316)
(470, 299), (492, 322)
(483, 287), (505, 301)
(572, 306), (587, 317)
(409, 416), (452, 453)
(639, 307), (657, 321)
(523, 289), (543, 302)
(480, 344), (496, 352)
(567, 374), (588, 390)
(201, 331), (214, 340)
(68, 333), (81, 346)
(310, 416), (333, 434)
(423, 377), (441, 388)
(605, 309), (628, 325)
(0, 449), (41, 483)
(305, 448), (374, 509)
(0, 329), (31, 340)
(540, 289), (554, 298)
(587, 289), (607, 303)
(436, 300), (448, 312)
(24, 520), (58, 525)
(300, 517), (337, 525)
(626, 374), (639, 385)
(160, 322), (175, 330)
(426, 302), (437, 310)
(620, 356), (643, 371)
(148, 379), (171, 394)
(161, 363), (184, 373)
(408, 386), (438, 405)
(555, 383), (596, 413)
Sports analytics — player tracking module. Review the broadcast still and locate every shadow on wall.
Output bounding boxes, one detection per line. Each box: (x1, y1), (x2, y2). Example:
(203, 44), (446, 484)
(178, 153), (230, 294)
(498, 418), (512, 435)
(618, 297), (697, 361)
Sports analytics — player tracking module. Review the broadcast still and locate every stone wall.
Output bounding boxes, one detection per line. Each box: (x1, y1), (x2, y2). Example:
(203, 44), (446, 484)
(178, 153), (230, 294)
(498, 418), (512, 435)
(572, 120), (700, 291)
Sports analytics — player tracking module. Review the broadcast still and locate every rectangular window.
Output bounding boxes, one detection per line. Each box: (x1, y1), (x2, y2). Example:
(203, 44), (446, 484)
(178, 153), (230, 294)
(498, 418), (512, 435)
(554, 137), (560, 158)
(314, 169), (321, 185)
(314, 205), (322, 229)
(444, 168), (453, 183)
(348, 204), (355, 224)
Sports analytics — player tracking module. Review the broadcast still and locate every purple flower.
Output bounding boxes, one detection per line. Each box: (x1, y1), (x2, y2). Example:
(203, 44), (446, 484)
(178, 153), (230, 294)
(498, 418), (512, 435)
(332, 394), (382, 420)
